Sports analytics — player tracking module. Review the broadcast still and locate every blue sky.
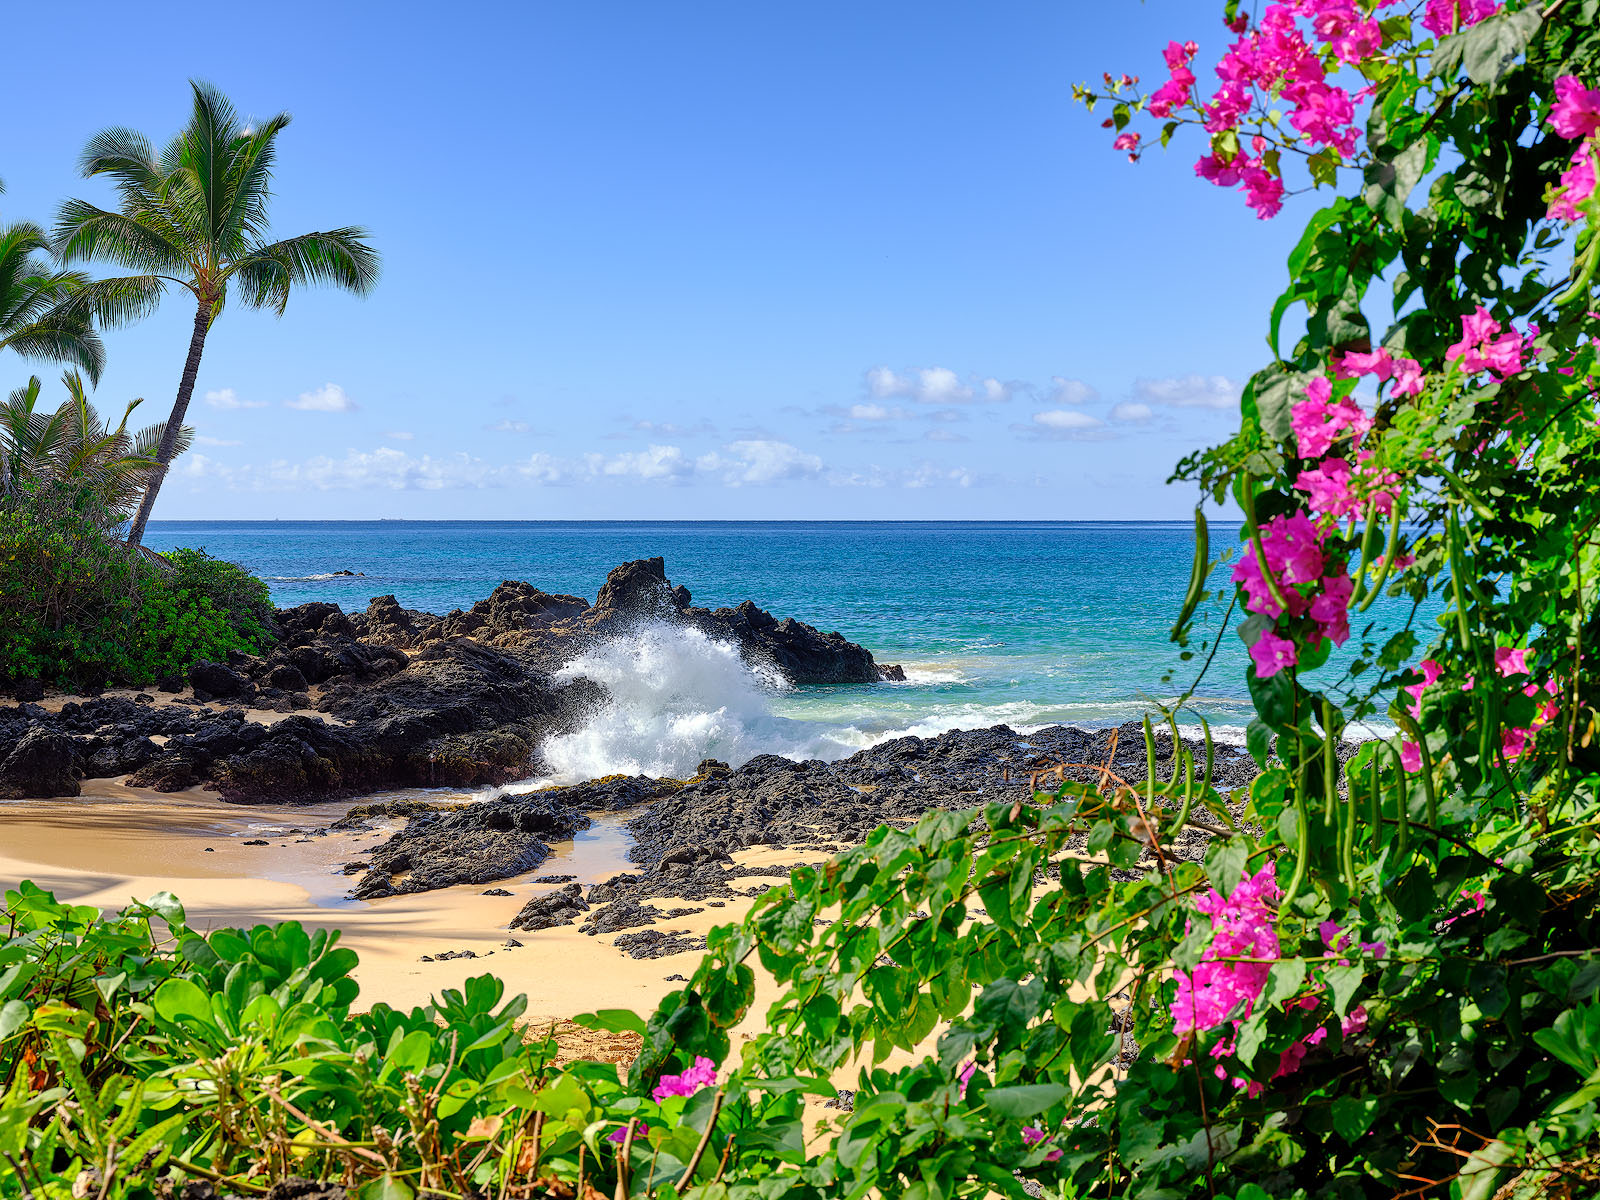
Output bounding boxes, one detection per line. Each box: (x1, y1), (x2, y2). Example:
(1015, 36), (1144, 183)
(3, 0), (1304, 520)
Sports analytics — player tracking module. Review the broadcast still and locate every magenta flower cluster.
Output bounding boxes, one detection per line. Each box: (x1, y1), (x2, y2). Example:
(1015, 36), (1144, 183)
(1107, 0), (1589, 223)
(1445, 306), (1528, 379)
(1231, 509), (1354, 678)
(1420, 0), (1502, 38)
(1173, 868), (1387, 1097)
(1170, 865), (1282, 1036)
(1547, 76), (1600, 222)
(651, 1055), (717, 1103)
(1399, 650), (1561, 770)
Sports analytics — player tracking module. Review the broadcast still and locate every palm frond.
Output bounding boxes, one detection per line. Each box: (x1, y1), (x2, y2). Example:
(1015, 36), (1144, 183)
(0, 314), (106, 383)
(232, 227), (381, 313)
(55, 275), (172, 330)
(53, 200), (192, 274)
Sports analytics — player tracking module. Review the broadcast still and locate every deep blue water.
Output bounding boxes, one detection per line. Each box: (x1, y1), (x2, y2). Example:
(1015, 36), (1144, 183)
(145, 521), (1422, 777)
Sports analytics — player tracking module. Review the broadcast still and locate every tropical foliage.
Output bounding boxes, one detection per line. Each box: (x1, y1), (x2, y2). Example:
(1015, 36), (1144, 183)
(0, 194), (104, 381)
(4, 2), (1600, 1199)
(0, 370), (186, 523)
(54, 79), (381, 544)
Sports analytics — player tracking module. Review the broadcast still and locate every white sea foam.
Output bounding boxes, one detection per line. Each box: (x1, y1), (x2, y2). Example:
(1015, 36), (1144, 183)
(537, 623), (859, 782)
(897, 663), (971, 685)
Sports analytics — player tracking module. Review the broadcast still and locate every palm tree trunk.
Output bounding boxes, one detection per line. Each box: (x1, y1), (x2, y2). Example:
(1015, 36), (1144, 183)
(126, 297), (210, 547)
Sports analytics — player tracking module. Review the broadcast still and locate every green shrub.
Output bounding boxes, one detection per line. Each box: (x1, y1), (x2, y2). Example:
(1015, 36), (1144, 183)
(0, 490), (273, 689)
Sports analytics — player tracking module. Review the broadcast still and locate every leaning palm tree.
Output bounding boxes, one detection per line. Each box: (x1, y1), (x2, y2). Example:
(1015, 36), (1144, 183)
(0, 370), (187, 524)
(0, 179), (106, 380)
(54, 80), (380, 544)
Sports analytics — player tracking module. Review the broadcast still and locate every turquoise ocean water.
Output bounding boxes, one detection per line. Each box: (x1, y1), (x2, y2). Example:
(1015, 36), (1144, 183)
(145, 521), (1425, 780)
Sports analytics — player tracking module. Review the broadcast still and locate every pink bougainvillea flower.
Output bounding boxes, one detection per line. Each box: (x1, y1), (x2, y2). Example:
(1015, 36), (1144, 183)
(1420, 0), (1502, 39)
(607, 1122), (649, 1144)
(1548, 148), (1597, 223)
(1502, 725), (1531, 761)
(1113, 132), (1142, 157)
(1333, 347), (1394, 380)
(1296, 457), (1357, 519)
(1446, 306), (1525, 379)
(1341, 1005), (1369, 1037)
(1403, 658), (1445, 719)
(1291, 376), (1371, 459)
(1400, 740), (1422, 773)
(1549, 75), (1600, 140)
(1021, 1125), (1063, 1162)
(1250, 630), (1300, 678)
(1261, 511), (1325, 583)
(652, 1056), (718, 1102)
(1240, 162), (1286, 218)
(1390, 357), (1426, 397)
(1494, 646), (1531, 677)
(957, 1060), (977, 1095)
(1170, 865), (1282, 1035)
(1308, 573), (1353, 646)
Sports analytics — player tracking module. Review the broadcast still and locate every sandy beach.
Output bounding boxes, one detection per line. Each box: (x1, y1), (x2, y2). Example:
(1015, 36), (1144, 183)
(0, 776), (827, 1029)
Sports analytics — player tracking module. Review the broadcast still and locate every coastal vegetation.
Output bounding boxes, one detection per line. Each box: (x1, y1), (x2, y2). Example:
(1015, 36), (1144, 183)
(2, 3), (1599, 1200)
(54, 80), (381, 546)
(0, 80), (378, 689)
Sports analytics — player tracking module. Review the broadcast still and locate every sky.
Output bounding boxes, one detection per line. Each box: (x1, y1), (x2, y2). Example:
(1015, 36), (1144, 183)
(2, 0), (1306, 520)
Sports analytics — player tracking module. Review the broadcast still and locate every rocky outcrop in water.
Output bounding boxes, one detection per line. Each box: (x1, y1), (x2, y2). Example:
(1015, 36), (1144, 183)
(0, 558), (898, 801)
(351, 559), (900, 686)
(0, 636), (594, 803)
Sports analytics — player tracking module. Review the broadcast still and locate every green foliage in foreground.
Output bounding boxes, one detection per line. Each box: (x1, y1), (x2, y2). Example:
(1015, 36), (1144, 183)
(0, 492), (273, 688)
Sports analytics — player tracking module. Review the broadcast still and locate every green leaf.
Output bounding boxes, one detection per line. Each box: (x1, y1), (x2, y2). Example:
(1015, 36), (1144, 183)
(1458, 7), (1543, 85)
(1204, 840), (1249, 896)
(1324, 964), (1364, 1018)
(143, 891), (186, 925)
(982, 1083), (1071, 1119)
(1330, 1095), (1380, 1143)
(152, 978), (213, 1025)
(1363, 137), (1433, 227)
(0, 1000), (26, 1042)
(574, 1008), (648, 1035)
(1262, 959), (1308, 1008)
(355, 1175), (415, 1200)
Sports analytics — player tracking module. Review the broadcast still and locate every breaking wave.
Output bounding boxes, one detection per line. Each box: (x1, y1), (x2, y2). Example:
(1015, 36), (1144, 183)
(537, 623), (861, 782)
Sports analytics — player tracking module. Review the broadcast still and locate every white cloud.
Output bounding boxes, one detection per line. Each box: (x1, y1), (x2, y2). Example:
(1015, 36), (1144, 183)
(1015, 408), (1109, 441)
(849, 403), (895, 421)
(195, 435), (242, 447)
(286, 383), (358, 413)
(716, 439), (824, 485)
(203, 388), (266, 410)
(385, 430), (415, 441)
(1033, 409), (1104, 431)
(591, 444), (698, 483)
(178, 438), (832, 493)
(981, 378), (1015, 403)
(1047, 377), (1098, 406)
(866, 366), (984, 405)
(1110, 401), (1154, 423)
(488, 419), (532, 434)
(1132, 374), (1240, 410)
(924, 428), (968, 443)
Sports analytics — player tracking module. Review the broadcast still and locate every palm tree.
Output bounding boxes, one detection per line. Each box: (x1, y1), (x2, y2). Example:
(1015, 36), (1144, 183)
(54, 80), (380, 545)
(0, 370), (188, 523)
(0, 181), (106, 380)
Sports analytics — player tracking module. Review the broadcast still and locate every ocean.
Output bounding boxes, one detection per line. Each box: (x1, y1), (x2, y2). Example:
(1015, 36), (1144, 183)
(145, 520), (1423, 781)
